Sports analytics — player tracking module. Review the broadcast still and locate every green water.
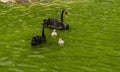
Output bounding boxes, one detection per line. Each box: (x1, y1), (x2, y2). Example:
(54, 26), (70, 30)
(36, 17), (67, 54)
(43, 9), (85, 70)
(0, 0), (120, 72)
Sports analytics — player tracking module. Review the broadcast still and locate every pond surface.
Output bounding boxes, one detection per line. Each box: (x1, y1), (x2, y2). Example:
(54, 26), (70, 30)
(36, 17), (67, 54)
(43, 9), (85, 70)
(0, 0), (120, 72)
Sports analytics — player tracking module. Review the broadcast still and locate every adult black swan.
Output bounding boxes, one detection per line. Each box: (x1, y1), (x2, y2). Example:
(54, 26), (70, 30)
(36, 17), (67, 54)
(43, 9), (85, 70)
(42, 10), (69, 30)
(31, 25), (46, 46)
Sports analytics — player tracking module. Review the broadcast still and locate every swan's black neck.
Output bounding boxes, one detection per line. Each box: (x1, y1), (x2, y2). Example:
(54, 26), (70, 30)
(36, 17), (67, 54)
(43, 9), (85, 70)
(42, 25), (45, 38)
(61, 10), (65, 22)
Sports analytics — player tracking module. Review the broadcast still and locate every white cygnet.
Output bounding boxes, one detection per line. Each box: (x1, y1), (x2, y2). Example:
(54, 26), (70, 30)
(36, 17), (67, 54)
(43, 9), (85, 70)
(51, 29), (57, 37)
(58, 38), (64, 46)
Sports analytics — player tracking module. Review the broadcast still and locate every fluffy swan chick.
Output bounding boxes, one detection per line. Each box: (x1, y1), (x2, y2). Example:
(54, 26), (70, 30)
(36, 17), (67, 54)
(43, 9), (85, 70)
(58, 38), (64, 45)
(51, 29), (57, 37)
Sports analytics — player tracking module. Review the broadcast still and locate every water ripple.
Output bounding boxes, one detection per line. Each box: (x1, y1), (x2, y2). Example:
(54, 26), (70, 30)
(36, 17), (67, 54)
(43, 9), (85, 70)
(27, 54), (45, 59)
(0, 61), (14, 66)
(40, 68), (46, 72)
(0, 57), (8, 61)
(8, 68), (24, 72)
(17, 63), (39, 68)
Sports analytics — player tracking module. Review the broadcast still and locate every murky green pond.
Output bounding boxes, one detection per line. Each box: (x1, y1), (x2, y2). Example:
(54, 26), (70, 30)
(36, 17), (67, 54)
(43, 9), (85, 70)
(0, 0), (120, 72)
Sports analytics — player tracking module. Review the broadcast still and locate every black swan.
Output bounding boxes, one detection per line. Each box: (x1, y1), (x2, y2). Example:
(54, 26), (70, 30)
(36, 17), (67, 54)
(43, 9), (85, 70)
(31, 25), (46, 46)
(42, 10), (69, 30)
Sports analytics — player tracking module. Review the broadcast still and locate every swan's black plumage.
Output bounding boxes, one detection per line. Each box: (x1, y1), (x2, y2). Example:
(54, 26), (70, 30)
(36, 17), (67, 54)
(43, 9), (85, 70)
(42, 10), (69, 30)
(31, 25), (46, 46)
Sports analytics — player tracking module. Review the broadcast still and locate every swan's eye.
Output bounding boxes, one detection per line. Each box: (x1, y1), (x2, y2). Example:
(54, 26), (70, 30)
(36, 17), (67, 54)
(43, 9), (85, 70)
(65, 12), (68, 17)
(65, 11), (68, 15)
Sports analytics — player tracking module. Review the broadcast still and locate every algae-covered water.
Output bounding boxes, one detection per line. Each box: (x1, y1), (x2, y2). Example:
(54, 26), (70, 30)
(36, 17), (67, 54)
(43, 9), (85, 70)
(0, 0), (120, 72)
